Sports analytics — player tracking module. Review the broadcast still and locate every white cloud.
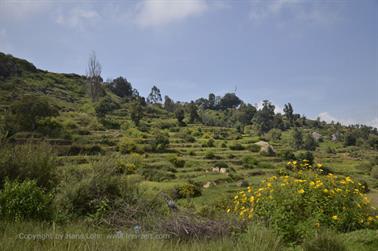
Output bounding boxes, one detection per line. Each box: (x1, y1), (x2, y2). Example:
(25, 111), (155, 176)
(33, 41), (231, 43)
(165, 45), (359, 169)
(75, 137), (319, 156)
(0, 0), (53, 20)
(318, 112), (378, 128)
(56, 8), (100, 30)
(135, 0), (208, 28)
(249, 0), (341, 25)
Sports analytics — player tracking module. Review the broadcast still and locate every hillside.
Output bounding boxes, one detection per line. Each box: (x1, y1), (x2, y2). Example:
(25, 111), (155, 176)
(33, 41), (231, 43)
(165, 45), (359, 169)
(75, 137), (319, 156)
(0, 52), (377, 250)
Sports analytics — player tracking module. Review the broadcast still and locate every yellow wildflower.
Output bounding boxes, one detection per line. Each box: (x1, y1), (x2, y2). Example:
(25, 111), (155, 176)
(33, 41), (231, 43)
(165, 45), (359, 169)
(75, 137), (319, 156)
(332, 215), (338, 221)
(297, 189), (305, 194)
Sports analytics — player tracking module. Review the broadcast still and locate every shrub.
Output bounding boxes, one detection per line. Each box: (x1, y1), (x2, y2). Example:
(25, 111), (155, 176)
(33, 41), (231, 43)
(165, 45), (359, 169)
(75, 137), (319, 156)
(371, 166), (378, 179)
(228, 171), (378, 243)
(169, 156), (186, 168)
(204, 150), (217, 159)
(139, 168), (176, 182)
(0, 143), (57, 190)
(215, 161), (229, 169)
(160, 213), (233, 241)
(281, 149), (296, 161)
(303, 230), (347, 251)
(56, 158), (125, 216)
(150, 130), (170, 152)
(118, 138), (139, 154)
(0, 179), (52, 221)
(95, 97), (119, 118)
(229, 143), (245, 151)
(204, 138), (215, 147)
(242, 156), (259, 169)
(173, 183), (202, 199)
(250, 144), (261, 153)
(296, 151), (314, 165)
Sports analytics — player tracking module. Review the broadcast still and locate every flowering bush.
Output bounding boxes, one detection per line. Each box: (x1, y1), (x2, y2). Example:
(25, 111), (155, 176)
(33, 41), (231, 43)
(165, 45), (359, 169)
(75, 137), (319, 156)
(228, 167), (378, 242)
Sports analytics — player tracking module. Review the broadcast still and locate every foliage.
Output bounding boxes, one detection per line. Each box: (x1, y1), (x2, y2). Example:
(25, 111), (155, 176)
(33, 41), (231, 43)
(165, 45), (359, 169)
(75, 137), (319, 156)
(175, 107), (185, 125)
(95, 96), (119, 118)
(292, 127), (304, 150)
(169, 156), (186, 168)
(228, 170), (378, 243)
(303, 229), (347, 251)
(252, 100), (275, 134)
(0, 143), (57, 190)
(130, 101), (144, 126)
(173, 183), (202, 199)
(304, 134), (318, 151)
(147, 85), (162, 104)
(229, 143), (245, 151)
(108, 76), (133, 98)
(6, 95), (59, 133)
(150, 130), (170, 152)
(0, 179), (52, 221)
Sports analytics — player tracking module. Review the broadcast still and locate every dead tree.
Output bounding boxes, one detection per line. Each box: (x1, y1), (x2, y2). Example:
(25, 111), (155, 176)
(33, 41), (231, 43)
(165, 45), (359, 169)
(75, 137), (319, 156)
(87, 51), (102, 101)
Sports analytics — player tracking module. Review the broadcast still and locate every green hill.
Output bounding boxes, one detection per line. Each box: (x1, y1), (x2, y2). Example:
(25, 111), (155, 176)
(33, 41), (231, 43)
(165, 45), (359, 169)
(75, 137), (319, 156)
(0, 52), (377, 250)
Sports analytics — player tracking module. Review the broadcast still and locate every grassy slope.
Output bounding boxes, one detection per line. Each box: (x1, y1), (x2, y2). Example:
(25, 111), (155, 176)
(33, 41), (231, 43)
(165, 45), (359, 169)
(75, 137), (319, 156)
(1, 52), (377, 250)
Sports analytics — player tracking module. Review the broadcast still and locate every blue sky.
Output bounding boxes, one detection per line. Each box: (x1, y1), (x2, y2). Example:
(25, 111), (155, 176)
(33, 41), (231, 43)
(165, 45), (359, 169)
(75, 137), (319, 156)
(0, 0), (377, 127)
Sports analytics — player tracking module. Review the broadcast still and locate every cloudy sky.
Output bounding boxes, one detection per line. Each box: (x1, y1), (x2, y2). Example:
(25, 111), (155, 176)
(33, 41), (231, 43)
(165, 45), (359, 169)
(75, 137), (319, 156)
(0, 0), (377, 127)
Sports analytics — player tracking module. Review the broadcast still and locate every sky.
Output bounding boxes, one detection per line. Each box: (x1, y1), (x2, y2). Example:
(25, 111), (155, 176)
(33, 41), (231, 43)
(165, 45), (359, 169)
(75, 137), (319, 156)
(0, 0), (377, 127)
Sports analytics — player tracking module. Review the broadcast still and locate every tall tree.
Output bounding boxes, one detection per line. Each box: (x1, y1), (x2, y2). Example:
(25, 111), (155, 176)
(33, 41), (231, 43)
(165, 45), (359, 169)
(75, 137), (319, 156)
(208, 93), (215, 109)
(175, 107), (185, 126)
(219, 93), (242, 110)
(188, 101), (200, 123)
(252, 100), (275, 134)
(130, 102), (143, 126)
(283, 103), (294, 126)
(108, 77), (133, 98)
(87, 51), (103, 101)
(164, 95), (175, 112)
(147, 85), (162, 104)
(292, 127), (304, 150)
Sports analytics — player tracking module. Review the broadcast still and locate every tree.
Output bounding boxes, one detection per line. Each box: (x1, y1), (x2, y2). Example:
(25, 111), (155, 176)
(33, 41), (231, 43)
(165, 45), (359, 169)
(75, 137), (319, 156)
(175, 107), (185, 125)
(303, 133), (317, 151)
(252, 100), (275, 134)
(292, 127), (303, 150)
(344, 132), (357, 146)
(283, 103), (294, 125)
(87, 51), (103, 101)
(237, 103), (256, 125)
(219, 93), (242, 110)
(208, 93), (215, 109)
(188, 101), (200, 123)
(95, 97), (119, 118)
(108, 77), (133, 98)
(130, 102), (143, 126)
(147, 85), (162, 104)
(6, 96), (58, 133)
(164, 95), (175, 112)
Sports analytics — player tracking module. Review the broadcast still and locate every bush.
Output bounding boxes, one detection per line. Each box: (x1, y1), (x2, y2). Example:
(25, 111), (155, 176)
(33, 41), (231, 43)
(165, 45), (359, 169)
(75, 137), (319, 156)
(173, 183), (202, 199)
(56, 158), (125, 217)
(296, 151), (314, 165)
(303, 230), (347, 251)
(204, 138), (215, 147)
(150, 130), (170, 152)
(229, 171), (378, 243)
(242, 156), (259, 169)
(139, 168), (176, 182)
(0, 179), (52, 221)
(169, 156), (186, 168)
(204, 150), (218, 159)
(371, 166), (378, 179)
(215, 161), (229, 169)
(0, 143), (57, 190)
(118, 138), (140, 154)
(250, 144), (261, 153)
(281, 150), (296, 161)
(229, 143), (245, 151)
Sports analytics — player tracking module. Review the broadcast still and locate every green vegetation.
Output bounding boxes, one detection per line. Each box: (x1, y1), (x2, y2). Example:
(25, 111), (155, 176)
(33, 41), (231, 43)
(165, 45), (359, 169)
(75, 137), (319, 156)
(0, 52), (377, 250)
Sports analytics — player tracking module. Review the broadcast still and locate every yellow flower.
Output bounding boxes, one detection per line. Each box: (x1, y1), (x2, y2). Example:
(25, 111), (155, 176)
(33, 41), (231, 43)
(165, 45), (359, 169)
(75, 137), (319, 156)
(249, 196), (255, 203)
(309, 181), (315, 187)
(332, 215), (339, 221)
(297, 189), (305, 194)
(323, 189), (329, 194)
(315, 222), (320, 228)
(367, 216), (373, 222)
(226, 208), (231, 213)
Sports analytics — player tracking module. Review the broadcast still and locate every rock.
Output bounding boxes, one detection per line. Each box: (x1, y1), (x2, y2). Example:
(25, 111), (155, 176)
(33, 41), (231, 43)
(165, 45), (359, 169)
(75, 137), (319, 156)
(312, 132), (322, 142)
(203, 181), (216, 188)
(255, 141), (276, 156)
